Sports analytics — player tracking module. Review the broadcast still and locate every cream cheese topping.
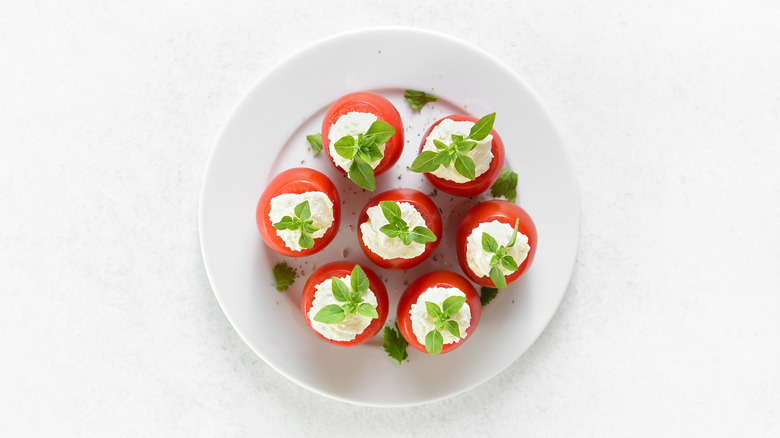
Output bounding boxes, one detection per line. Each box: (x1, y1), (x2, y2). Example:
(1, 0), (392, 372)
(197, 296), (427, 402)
(307, 274), (378, 342)
(421, 118), (493, 183)
(328, 111), (386, 172)
(359, 202), (427, 260)
(268, 191), (334, 251)
(465, 220), (530, 278)
(409, 286), (471, 346)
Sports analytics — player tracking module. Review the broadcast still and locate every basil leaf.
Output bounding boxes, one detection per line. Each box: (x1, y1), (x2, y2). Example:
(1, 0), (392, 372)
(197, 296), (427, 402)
(456, 140), (477, 154)
(331, 277), (350, 302)
(272, 262), (296, 292)
(480, 287), (499, 306)
(490, 168), (518, 203)
(351, 265), (369, 294)
(357, 143), (383, 164)
(273, 216), (294, 230)
(507, 218), (520, 247)
(409, 226), (437, 244)
(364, 120), (395, 145)
(298, 233), (314, 249)
(294, 200), (310, 221)
(383, 322), (409, 366)
(433, 139), (449, 150)
(306, 133), (323, 157)
(451, 134), (463, 143)
(467, 112), (496, 141)
(501, 255), (519, 272)
(341, 302), (356, 315)
(348, 159), (376, 191)
(356, 302), (379, 319)
(404, 89), (437, 111)
(409, 151), (441, 173)
(302, 223), (318, 234)
(453, 154), (476, 180)
(442, 295), (466, 317)
(313, 304), (345, 324)
(397, 232), (414, 246)
(425, 330), (444, 355)
(489, 266), (508, 290)
(433, 150), (451, 167)
(489, 254), (501, 267)
(379, 224), (401, 238)
(425, 301), (442, 318)
(482, 232), (499, 253)
(334, 135), (357, 159)
(445, 320), (460, 338)
(379, 200), (403, 224)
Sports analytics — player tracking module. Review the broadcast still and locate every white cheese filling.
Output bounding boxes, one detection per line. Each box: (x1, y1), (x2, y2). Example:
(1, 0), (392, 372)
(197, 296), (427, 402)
(268, 191), (334, 251)
(421, 118), (493, 183)
(359, 202), (428, 260)
(465, 220), (530, 278)
(410, 287), (471, 346)
(307, 274), (378, 342)
(328, 111), (386, 172)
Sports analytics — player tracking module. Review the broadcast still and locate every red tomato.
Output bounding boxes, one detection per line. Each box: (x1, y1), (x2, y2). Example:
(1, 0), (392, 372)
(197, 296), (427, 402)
(321, 92), (404, 177)
(300, 261), (389, 346)
(356, 189), (442, 270)
(455, 200), (538, 288)
(419, 114), (505, 197)
(396, 270), (481, 355)
(256, 167), (340, 257)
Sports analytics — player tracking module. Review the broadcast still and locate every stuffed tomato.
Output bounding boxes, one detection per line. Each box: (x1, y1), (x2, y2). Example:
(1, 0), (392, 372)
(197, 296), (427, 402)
(256, 167), (340, 257)
(456, 200), (537, 289)
(321, 92), (404, 191)
(356, 188), (442, 270)
(410, 113), (505, 197)
(301, 262), (389, 346)
(397, 270), (481, 355)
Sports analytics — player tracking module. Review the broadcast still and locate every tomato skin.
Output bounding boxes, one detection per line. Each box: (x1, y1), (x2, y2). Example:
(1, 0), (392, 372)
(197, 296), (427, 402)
(255, 167), (341, 257)
(321, 92), (404, 177)
(456, 200), (538, 288)
(418, 114), (505, 197)
(396, 270), (481, 354)
(356, 189), (442, 270)
(300, 261), (389, 346)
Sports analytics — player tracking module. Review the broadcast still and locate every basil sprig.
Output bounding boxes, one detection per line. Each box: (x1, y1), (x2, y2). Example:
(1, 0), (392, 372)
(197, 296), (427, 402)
(312, 265), (379, 324)
(377, 200), (437, 246)
(423, 295), (467, 354)
(481, 219), (521, 289)
(333, 120), (395, 191)
(272, 200), (319, 249)
(410, 113), (496, 180)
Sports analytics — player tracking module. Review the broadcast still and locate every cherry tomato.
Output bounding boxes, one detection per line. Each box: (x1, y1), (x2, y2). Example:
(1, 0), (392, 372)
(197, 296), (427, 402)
(419, 114), (505, 197)
(300, 261), (389, 346)
(321, 92), (404, 177)
(356, 189), (442, 270)
(396, 270), (481, 355)
(256, 167), (340, 257)
(455, 200), (538, 288)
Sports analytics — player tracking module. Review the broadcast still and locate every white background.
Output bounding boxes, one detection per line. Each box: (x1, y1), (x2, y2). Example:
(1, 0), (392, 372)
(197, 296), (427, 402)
(1, 1), (778, 436)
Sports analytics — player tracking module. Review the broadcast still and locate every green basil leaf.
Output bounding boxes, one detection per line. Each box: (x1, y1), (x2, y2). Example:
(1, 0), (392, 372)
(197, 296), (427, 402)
(306, 133), (323, 157)
(482, 232), (499, 253)
(364, 120), (395, 145)
(272, 262), (296, 292)
(379, 223), (401, 238)
(272, 216), (294, 230)
(342, 302), (356, 315)
(480, 287), (499, 306)
(334, 135), (357, 159)
(425, 329), (444, 355)
(501, 255), (519, 272)
(451, 134), (464, 143)
(433, 139), (449, 150)
(397, 232), (414, 246)
(425, 301), (442, 318)
(294, 200), (310, 221)
(409, 151), (441, 173)
(409, 226), (437, 244)
(489, 265), (508, 290)
(442, 295), (467, 317)
(302, 223), (318, 234)
(357, 142), (383, 164)
(490, 168), (518, 203)
(404, 89), (437, 111)
(456, 140), (477, 154)
(351, 264), (370, 294)
(331, 277), (350, 302)
(383, 322), (409, 366)
(313, 304), (345, 324)
(356, 302), (379, 319)
(298, 233), (314, 249)
(348, 159), (376, 191)
(445, 320), (460, 338)
(379, 200), (403, 223)
(467, 112), (496, 141)
(433, 150), (451, 167)
(489, 254), (500, 267)
(507, 218), (520, 248)
(453, 154), (476, 180)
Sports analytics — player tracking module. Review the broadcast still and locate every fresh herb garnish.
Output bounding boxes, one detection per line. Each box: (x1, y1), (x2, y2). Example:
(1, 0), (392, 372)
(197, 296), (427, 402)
(404, 89), (437, 111)
(481, 219), (521, 289)
(410, 113), (496, 180)
(272, 200), (319, 249)
(480, 287), (499, 306)
(334, 120), (395, 191)
(377, 200), (437, 246)
(306, 133), (323, 157)
(383, 321), (409, 366)
(490, 168), (518, 203)
(423, 295), (467, 354)
(312, 265), (378, 324)
(272, 262), (297, 292)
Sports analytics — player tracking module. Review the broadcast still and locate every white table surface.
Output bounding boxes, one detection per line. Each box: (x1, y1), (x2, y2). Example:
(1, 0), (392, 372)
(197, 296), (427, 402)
(1, 1), (778, 436)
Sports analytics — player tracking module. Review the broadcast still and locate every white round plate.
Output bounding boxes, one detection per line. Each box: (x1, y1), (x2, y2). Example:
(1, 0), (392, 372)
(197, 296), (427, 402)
(199, 27), (579, 407)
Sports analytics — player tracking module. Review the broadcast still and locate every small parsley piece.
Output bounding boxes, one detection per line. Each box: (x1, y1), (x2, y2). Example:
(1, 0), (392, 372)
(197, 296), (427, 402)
(490, 168), (518, 203)
(480, 287), (499, 306)
(423, 295), (467, 354)
(481, 219), (521, 290)
(404, 89), (437, 111)
(377, 200), (437, 246)
(383, 321), (409, 366)
(272, 200), (320, 249)
(306, 133), (323, 157)
(334, 120), (395, 191)
(272, 262), (296, 292)
(312, 265), (378, 324)
(410, 113), (496, 180)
